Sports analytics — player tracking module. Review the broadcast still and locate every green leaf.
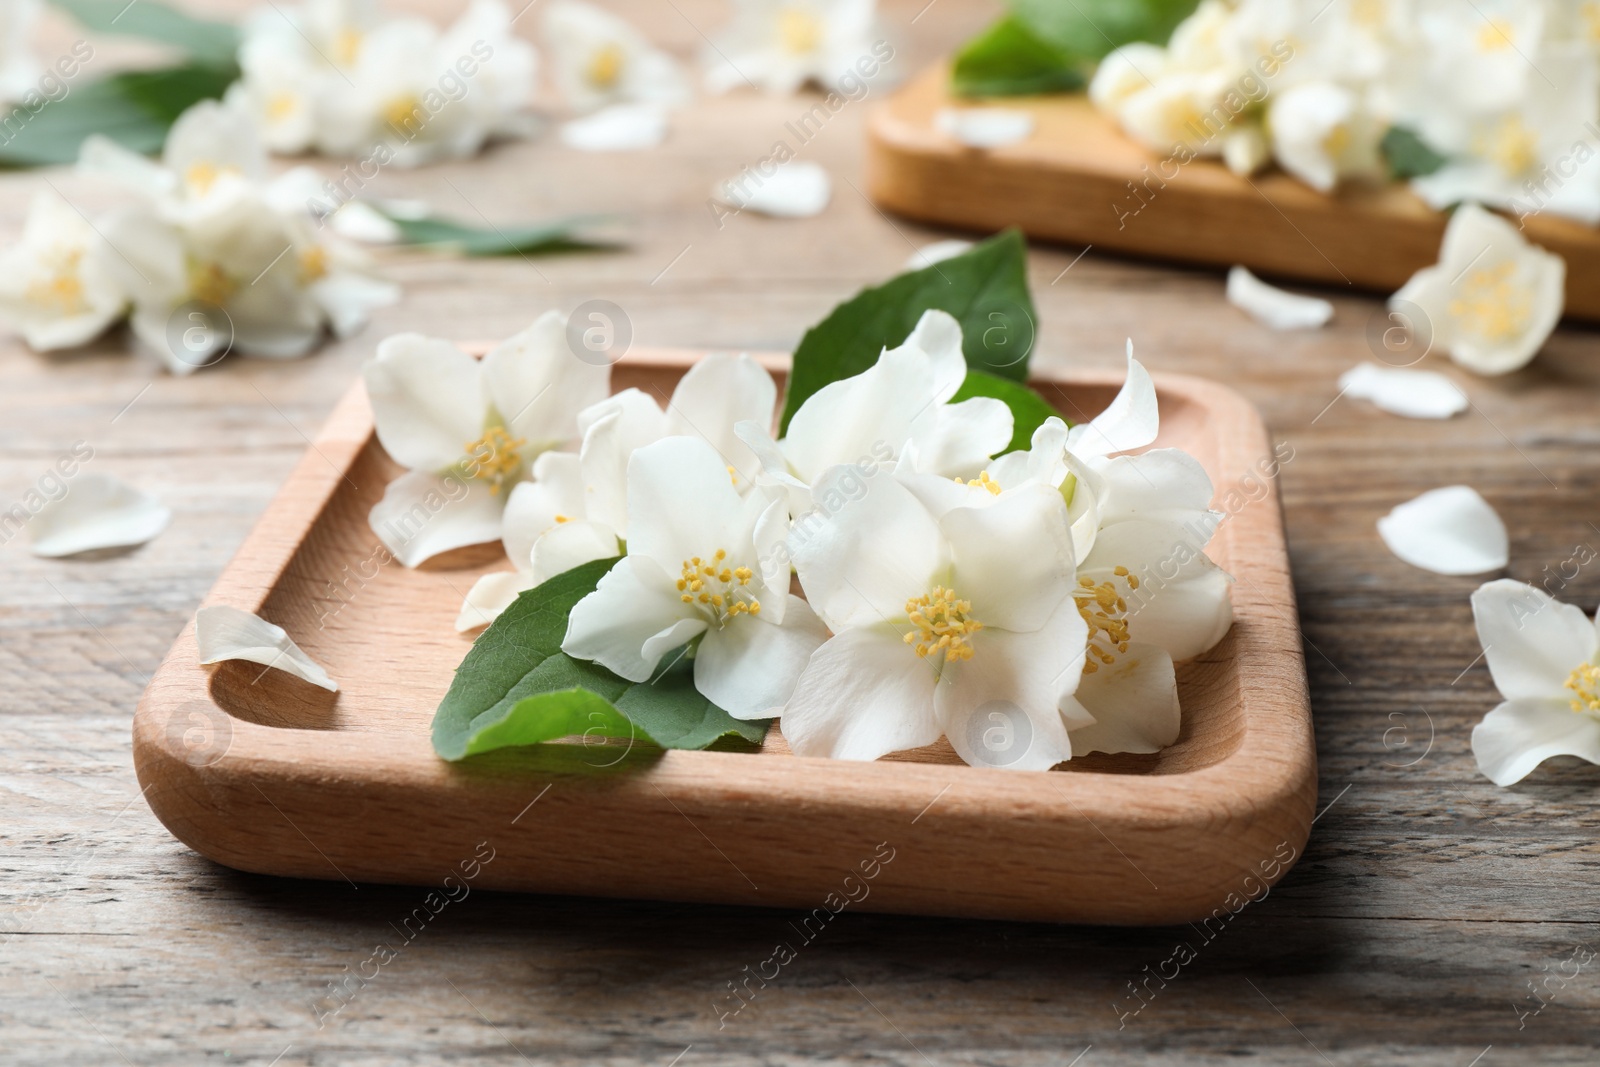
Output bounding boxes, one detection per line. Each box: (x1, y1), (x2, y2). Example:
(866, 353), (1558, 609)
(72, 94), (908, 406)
(377, 207), (623, 258)
(0, 62), (237, 167)
(779, 229), (1036, 434)
(1011, 0), (1202, 57)
(432, 558), (765, 761)
(950, 369), (1062, 454)
(952, 15), (1086, 98)
(49, 0), (240, 66)
(1380, 125), (1448, 179)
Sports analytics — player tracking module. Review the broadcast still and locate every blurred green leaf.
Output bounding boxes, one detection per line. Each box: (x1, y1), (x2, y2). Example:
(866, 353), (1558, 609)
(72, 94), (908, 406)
(1010, 0), (1201, 56)
(1381, 125), (1449, 179)
(377, 208), (623, 258)
(49, 0), (240, 66)
(952, 15), (1086, 98)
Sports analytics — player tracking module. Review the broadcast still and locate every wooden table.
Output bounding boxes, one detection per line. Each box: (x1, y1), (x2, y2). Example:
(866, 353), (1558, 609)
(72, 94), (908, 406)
(4, 2), (1597, 1063)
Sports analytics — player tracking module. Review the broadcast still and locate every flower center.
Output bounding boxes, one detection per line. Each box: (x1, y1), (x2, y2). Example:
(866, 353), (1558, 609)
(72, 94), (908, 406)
(184, 161), (239, 197)
(954, 471), (1002, 495)
(1477, 19), (1514, 51)
(586, 43), (626, 88)
(1475, 116), (1537, 175)
(188, 261), (237, 308)
(336, 28), (364, 66)
(677, 549), (760, 624)
(267, 93), (299, 122)
(26, 249), (86, 313)
(384, 96), (424, 132)
(903, 586), (983, 662)
(463, 425), (527, 495)
(1449, 260), (1530, 344)
(1075, 567), (1139, 674)
(778, 9), (822, 54)
(1566, 662), (1600, 716)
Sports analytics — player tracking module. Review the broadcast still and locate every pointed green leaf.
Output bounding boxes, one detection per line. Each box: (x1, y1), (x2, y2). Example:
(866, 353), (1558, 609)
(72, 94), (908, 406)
(779, 229), (1036, 433)
(1381, 125), (1448, 179)
(952, 15), (1086, 98)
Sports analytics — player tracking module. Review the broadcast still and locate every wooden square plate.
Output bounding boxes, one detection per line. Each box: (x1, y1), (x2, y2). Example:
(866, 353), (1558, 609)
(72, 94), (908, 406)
(134, 349), (1315, 925)
(867, 65), (1600, 321)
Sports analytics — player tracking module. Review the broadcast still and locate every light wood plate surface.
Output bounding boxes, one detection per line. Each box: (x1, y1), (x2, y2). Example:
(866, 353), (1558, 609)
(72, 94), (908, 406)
(867, 65), (1600, 321)
(132, 349), (1314, 925)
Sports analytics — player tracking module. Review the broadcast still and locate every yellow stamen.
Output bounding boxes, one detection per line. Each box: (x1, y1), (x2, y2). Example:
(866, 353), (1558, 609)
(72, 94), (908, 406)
(727, 465), (739, 486)
(902, 585), (983, 663)
(1477, 19), (1514, 51)
(678, 550), (760, 624)
(299, 246), (329, 284)
(384, 96), (424, 133)
(461, 425), (527, 496)
(954, 471), (1002, 496)
(778, 8), (822, 54)
(1566, 663), (1600, 714)
(25, 248), (87, 314)
(266, 93), (298, 123)
(1474, 115), (1538, 175)
(336, 28), (364, 66)
(555, 514), (571, 524)
(1075, 568), (1139, 675)
(188, 261), (237, 308)
(185, 161), (240, 196)
(586, 42), (626, 89)
(1448, 260), (1531, 344)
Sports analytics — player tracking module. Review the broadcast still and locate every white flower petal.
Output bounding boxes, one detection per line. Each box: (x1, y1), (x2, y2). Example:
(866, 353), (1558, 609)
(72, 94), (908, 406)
(562, 555), (703, 681)
(715, 161), (831, 218)
(529, 518), (620, 584)
(484, 310), (611, 451)
(790, 466), (948, 631)
(625, 436), (745, 570)
(577, 389), (669, 533)
(897, 309), (968, 404)
(913, 397), (1013, 479)
(780, 624), (942, 761)
(1377, 486), (1508, 576)
(1226, 266), (1333, 330)
(559, 103), (669, 151)
(935, 599), (1088, 771)
(665, 353), (778, 481)
(935, 107), (1034, 149)
(1080, 519), (1233, 663)
(455, 570), (538, 632)
(903, 240), (973, 271)
(940, 484), (1075, 633)
(1066, 344), (1160, 459)
(1063, 643), (1180, 755)
(1471, 579), (1598, 702)
(195, 605), (337, 691)
(368, 471), (505, 567)
(1337, 363), (1468, 419)
(363, 335), (485, 472)
(781, 343), (928, 483)
(29, 473), (170, 557)
(1472, 698), (1600, 786)
(695, 595), (830, 719)
(1089, 448), (1215, 530)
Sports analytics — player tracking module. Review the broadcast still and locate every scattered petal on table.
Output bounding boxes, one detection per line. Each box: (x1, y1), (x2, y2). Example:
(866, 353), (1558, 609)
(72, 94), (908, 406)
(1377, 486), (1508, 576)
(1226, 266), (1333, 330)
(1338, 362), (1468, 419)
(559, 103), (669, 151)
(935, 107), (1035, 149)
(195, 605), (339, 691)
(29, 473), (171, 558)
(903, 239), (974, 271)
(714, 162), (831, 218)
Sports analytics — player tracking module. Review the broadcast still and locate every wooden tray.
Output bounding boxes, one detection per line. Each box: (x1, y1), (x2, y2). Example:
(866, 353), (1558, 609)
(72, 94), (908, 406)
(133, 349), (1315, 925)
(867, 65), (1600, 321)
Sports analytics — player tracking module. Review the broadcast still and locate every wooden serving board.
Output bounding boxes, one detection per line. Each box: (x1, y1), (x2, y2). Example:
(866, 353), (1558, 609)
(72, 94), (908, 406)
(133, 349), (1315, 925)
(868, 65), (1600, 321)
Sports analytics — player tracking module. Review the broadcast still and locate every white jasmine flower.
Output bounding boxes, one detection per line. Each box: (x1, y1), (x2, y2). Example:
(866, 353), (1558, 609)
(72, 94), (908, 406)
(563, 436), (829, 719)
(1267, 81), (1385, 192)
(714, 161), (832, 218)
(705, 0), (879, 94)
(1390, 203), (1565, 375)
(1087, 42), (1163, 112)
(935, 107), (1034, 149)
(1377, 485), (1508, 575)
(196, 605), (338, 692)
(1468, 580), (1600, 786)
(736, 309), (1011, 515)
(1116, 70), (1234, 155)
(0, 190), (127, 352)
(1338, 363), (1467, 419)
(782, 468), (1089, 769)
(1226, 266), (1333, 330)
(545, 0), (688, 113)
(29, 473), (170, 557)
(458, 354), (777, 630)
(364, 314), (611, 567)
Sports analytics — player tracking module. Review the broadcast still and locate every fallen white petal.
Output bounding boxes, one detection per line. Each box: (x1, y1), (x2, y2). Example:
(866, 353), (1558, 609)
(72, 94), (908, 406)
(1226, 266), (1333, 330)
(935, 107), (1035, 149)
(1338, 363), (1467, 419)
(714, 162), (830, 218)
(330, 202), (402, 244)
(903, 239), (973, 271)
(1377, 486), (1508, 576)
(559, 103), (669, 151)
(195, 605), (338, 691)
(29, 473), (171, 557)
(455, 571), (538, 633)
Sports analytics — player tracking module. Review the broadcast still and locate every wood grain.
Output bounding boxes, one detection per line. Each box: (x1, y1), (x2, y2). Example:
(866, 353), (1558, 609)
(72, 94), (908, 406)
(866, 65), (1600, 321)
(4, 0), (1600, 1063)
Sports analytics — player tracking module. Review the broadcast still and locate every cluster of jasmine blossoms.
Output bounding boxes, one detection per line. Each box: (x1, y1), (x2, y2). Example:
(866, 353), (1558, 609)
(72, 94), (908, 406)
(370, 310), (1233, 770)
(232, 0), (536, 165)
(1092, 0), (1600, 220)
(0, 100), (397, 372)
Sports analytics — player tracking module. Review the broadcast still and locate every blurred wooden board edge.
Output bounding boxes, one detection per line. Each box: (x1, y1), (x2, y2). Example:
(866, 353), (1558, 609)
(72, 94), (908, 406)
(131, 347), (1316, 926)
(867, 64), (1600, 322)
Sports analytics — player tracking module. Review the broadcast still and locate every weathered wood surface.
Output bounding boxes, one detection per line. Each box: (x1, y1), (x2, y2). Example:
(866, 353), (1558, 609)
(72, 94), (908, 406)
(2, 0), (1598, 1063)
